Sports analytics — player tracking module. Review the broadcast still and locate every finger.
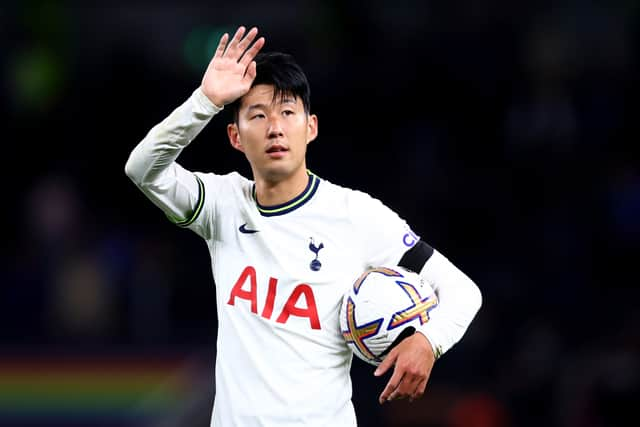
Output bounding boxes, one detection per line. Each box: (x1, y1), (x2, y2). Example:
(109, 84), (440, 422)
(374, 351), (397, 377)
(239, 36), (265, 67)
(213, 33), (229, 60)
(378, 369), (404, 405)
(388, 374), (421, 402)
(237, 27), (259, 55)
(409, 377), (428, 402)
(243, 61), (257, 83)
(226, 26), (246, 54)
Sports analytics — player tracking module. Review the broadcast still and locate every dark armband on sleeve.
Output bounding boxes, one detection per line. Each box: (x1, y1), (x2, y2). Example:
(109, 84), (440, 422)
(398, 240), (434, 273)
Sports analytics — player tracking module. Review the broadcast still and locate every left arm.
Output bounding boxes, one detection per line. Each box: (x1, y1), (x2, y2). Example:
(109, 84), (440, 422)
(375, 242), (482, 403)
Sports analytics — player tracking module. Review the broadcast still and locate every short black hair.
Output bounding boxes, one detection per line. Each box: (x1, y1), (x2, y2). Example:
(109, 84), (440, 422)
(228, 51), (311, 122)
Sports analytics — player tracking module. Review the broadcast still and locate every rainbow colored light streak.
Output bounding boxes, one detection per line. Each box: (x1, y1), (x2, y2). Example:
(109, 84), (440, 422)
(0, 355), (197, 423)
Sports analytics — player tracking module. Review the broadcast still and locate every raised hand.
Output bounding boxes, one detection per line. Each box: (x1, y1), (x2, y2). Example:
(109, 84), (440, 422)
(201, 26), (265, 107)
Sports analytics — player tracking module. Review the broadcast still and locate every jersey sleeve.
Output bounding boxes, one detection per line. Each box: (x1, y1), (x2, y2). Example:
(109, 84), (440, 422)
(347, 190), (482, 359)
(347, 190), (420, 268)
(177, 171), (250, 241)
(125, 87), (223, 239)
(416, 249), (482, 359)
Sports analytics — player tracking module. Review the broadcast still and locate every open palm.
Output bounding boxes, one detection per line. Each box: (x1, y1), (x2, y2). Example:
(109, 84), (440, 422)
(201, 26), (265, 107)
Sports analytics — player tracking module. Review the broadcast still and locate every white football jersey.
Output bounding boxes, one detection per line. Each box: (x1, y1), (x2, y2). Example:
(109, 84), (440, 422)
(187, 170), (418, 426)
(126, 87), (481, 427)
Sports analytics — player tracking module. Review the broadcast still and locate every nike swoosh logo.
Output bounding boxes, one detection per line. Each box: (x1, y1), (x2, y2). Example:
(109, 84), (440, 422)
(239, 223), (259, 234)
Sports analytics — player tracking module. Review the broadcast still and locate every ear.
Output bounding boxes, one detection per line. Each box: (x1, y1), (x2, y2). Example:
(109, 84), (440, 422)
(306, 114), (318, 144)
(227, 123), (244, 152)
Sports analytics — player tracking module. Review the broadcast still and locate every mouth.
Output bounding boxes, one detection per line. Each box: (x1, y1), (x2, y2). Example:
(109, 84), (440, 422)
(266, 144), (289, 158)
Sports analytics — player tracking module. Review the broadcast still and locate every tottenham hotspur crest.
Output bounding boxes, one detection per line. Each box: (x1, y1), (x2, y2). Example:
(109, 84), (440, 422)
(308, 238), (324, 271)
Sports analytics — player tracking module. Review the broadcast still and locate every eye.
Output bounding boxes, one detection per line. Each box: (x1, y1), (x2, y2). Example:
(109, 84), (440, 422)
(250, 113), (265, 120)
(282, 110), (295, 116)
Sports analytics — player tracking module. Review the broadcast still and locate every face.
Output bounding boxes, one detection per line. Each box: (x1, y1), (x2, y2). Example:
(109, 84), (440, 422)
(227, 84), (318, 183)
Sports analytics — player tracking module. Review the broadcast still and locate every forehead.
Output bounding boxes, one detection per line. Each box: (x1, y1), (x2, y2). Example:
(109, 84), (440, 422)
(239, 84), (300, 110)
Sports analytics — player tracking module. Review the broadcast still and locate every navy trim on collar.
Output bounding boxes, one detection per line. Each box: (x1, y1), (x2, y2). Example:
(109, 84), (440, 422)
(253, 171), (320, 217)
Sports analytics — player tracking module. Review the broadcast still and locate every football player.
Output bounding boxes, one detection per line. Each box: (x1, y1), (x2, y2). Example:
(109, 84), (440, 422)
(125, 26), (482, 427)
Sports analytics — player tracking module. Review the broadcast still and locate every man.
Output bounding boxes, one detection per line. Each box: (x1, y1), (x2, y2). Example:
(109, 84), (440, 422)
(125, 26), (482, 426)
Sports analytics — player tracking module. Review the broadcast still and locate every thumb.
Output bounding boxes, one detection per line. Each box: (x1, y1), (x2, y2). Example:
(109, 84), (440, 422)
(374, 350), (398, 377)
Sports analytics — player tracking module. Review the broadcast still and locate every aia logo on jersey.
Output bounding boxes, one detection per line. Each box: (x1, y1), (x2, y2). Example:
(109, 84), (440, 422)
(227, 266), (321, 329)
(308, 238), (324, 271)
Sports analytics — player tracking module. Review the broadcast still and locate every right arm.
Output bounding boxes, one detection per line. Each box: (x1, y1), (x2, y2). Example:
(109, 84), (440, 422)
(124, 26), (265, 225)
(124, 88), (222, 226)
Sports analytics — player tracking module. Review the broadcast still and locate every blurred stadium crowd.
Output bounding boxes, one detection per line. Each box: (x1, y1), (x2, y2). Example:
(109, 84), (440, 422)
(2, 1), (639, 426)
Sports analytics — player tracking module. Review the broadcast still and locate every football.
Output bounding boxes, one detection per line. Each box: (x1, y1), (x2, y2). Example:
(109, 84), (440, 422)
(340, 266), (438, 366)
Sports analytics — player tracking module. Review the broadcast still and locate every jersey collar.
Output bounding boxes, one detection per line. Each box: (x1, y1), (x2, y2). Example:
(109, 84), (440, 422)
(253, 171), (320, 217)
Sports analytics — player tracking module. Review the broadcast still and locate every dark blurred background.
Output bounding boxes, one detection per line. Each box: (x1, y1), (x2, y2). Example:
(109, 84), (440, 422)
(2, 0), (639, 426)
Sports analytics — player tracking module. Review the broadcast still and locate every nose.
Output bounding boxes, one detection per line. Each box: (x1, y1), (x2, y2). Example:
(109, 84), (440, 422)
(267, 116), (284, 139)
